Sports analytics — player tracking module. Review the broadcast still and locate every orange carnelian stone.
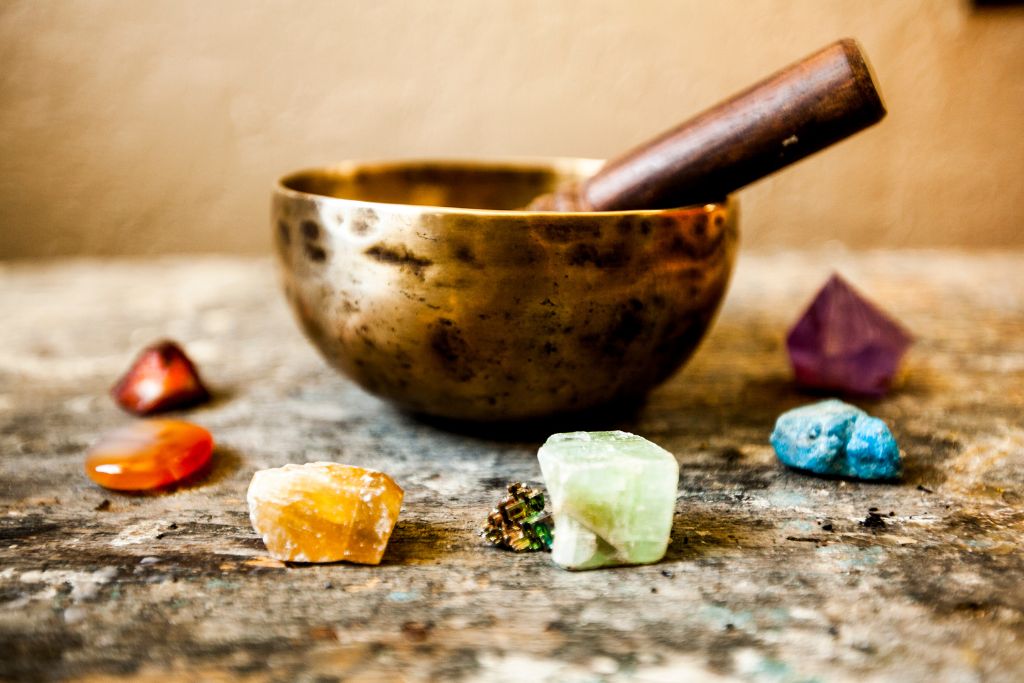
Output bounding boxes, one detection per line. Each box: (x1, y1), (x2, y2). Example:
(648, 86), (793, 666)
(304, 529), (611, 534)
(85, 420), (214, 491)
(111, 340), (210, 415)
(247, 462), (404, 564)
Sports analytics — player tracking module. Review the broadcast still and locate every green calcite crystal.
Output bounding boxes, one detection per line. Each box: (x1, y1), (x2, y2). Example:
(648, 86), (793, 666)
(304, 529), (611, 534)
(538, 431), (679, 570)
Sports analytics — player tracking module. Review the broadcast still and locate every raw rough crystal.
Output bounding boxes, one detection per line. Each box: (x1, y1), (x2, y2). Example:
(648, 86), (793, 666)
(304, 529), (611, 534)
(786, 274), (912, 397)
(770, 399), (902, 480)
(480, 482), (553, 552)
(538, 431), (678, 570)
(85, 420), (214, 491)
(112, 340), (211, 415)
(247, 462), (403, 564)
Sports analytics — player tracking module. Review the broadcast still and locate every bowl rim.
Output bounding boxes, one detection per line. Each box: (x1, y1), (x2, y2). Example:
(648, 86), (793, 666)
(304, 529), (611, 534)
(274, 157), (732, 217)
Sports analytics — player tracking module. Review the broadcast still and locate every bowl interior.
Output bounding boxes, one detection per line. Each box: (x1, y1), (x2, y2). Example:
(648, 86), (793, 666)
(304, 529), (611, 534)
(279, 159), (600, 211)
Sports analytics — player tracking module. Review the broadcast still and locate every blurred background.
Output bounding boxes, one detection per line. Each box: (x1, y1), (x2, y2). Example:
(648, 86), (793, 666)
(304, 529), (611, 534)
(1, 0), (1022, 259)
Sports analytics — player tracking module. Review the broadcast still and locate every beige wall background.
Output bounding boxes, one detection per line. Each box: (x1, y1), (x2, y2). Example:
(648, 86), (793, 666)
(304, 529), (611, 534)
(1, 0), (1022, 258)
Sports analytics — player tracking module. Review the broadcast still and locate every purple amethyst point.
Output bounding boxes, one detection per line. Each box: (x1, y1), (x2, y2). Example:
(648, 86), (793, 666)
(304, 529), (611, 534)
(786, 274), (912, 397)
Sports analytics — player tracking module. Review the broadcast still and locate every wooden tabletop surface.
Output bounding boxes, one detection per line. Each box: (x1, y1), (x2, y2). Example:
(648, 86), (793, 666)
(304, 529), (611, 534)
(1, 250), (1022, 682)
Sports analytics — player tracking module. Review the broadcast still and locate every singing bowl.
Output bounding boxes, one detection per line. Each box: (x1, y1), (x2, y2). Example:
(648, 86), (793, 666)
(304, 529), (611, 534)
(273, 158), (738, 421)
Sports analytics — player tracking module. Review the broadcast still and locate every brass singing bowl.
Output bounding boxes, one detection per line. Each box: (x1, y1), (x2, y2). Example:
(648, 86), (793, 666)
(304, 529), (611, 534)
(273, 158), (738, 421)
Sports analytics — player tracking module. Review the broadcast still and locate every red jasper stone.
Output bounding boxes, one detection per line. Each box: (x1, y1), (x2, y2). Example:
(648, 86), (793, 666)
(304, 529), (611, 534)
(85, 420), (214, 491)
(112, 340), (210, 415)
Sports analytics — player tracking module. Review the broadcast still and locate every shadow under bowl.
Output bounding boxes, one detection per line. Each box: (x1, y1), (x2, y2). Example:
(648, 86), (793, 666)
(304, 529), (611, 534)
(273, 158), (738, 422)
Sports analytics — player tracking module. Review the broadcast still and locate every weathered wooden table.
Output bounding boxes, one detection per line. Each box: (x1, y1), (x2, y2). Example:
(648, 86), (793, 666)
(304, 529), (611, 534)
(1, 250), (1022, 682)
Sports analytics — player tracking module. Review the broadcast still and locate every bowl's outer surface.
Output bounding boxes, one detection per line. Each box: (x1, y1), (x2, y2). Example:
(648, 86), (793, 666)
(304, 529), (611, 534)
(273, 159), (738, 421)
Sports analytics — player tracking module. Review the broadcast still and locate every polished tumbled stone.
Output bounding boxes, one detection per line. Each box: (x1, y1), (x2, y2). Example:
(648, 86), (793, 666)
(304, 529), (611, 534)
(247, 462), (403, 564)
(111, 340), (211, 415)
(538, 431), (679, 570)
(85, 419), (214, 491)
(770, 399), (902, 480)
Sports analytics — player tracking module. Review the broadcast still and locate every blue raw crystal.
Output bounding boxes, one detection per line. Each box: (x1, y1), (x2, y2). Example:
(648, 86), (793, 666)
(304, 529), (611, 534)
(769, 399), (901, 480)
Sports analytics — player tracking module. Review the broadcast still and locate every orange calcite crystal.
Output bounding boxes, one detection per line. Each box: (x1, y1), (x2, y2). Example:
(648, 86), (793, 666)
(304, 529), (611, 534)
(247, 462), (404, 564)
(112, 340), (210, 415)
(85, 420), (214, 491)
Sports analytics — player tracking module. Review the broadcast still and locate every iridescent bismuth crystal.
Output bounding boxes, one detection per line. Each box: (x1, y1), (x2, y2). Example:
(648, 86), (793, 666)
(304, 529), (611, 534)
(480, 482), (553, 552)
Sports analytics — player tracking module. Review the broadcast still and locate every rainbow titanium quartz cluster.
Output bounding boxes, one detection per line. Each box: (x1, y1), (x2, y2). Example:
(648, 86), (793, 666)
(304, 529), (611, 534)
(480, 482), (553, 552)
(538, 431), (679, 570)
